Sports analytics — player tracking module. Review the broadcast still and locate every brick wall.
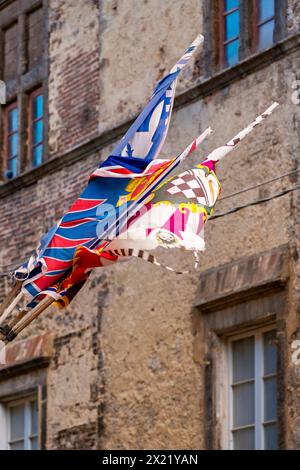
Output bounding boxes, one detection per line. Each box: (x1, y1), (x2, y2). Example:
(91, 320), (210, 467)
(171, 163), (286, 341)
(48, 0), (101, 156)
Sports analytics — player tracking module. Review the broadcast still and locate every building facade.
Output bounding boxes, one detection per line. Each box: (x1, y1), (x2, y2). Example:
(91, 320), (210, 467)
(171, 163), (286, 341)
(0, 0), (300, 450)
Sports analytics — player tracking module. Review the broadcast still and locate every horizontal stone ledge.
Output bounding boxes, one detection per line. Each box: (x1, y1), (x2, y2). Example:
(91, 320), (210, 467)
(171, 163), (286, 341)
(0, 332), (53, 379)
(194, 245), (289, 312)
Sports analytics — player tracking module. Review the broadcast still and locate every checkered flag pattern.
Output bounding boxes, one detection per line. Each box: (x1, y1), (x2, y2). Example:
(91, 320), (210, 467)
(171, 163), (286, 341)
(165, 170), (208, 205)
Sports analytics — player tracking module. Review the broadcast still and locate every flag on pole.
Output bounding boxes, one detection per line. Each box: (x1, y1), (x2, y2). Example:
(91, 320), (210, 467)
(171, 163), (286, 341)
(52, 102), (279, 307)
(14, 35), (206, 307)
(0, 29), (281, 344)
(28, 102), (279, 309)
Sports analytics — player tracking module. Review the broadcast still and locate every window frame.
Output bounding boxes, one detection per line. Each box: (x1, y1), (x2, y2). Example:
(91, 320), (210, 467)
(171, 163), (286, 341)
(252, 0), (276, 52)
(227, 324), (278, 450)
(0, 0), (48, 182)
(3, 100), (19, 178)
(215, 0), (287, 71)
(28, 87), (44, 168)
(219, 0), (241, 69)
(0, 393), (39, 450)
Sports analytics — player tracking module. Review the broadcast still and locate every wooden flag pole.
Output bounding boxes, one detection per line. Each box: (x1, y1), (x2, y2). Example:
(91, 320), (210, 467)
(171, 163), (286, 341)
(0, 281), (22, 317)
(9, 296), (54, 340)
(0, 296), (53, 342)
(7, 309), (28, 329)
(0, 290), (24, 325)
(0, 307), (29, 340)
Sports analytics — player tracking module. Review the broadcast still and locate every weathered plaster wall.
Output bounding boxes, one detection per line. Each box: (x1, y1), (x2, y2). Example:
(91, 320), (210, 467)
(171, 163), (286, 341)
(97, 0), (204, 134)
(287, 0), (300, 35)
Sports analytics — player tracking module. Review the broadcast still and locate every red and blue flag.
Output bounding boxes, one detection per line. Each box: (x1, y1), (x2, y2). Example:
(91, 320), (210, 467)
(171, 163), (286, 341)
(14, 35), (205, 307)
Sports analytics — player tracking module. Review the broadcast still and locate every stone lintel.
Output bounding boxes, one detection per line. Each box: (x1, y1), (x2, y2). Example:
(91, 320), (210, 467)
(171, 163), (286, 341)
(195, 245), (289, 313)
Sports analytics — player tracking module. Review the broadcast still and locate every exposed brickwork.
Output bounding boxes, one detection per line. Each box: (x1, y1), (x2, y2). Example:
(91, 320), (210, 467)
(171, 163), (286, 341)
(0, 333), (52, 368)
(51, 49), (100, 154)
(53, 422), (97, 450)
(48, 0), (100, 156)
(195, 246), (289, 310)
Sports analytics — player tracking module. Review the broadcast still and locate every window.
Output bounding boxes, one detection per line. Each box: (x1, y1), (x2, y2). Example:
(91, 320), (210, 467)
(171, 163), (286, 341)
(228, 327), (277, 450)
(222, 0), (240, 67)
(0, 0), (47, 180)
(4, 102), (19, 178)
(0, 396), (39, 450)
(255, 0), (275, 51)
(216, 0), (285, 70)
(29, 89), (44, 167)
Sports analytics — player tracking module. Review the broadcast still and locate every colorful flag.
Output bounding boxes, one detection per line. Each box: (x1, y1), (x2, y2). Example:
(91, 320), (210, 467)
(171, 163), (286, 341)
(12, 25), (278, 312)
(14, 35), (206, 307)
(52, 103), (279, 308)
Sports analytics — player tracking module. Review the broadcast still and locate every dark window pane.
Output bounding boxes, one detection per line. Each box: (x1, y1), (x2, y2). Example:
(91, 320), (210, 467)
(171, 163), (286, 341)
(225, 0), (239, 11)
(264, 376), (277, 422)
(30, 401), (38, 436)
(232, 336), (254, 382)
(10, 405), (24, 441)
(259, 0), (275, 22)
(33, 95), (43, 119)
(264, 423), (277, 450)
(33, 144), (43, 167)
(9, 134), (18, 158)
(258, 20), (274, 50)
(233, 382), (255, 428)
(225, 40), (239, 67)
(264, 330), (277, 375)
(225, 10), (240, 41)
(33, 120), (43, 144)
(9, 108), (18, 132)
(10, 441), (25, 450)
(233, 427), (255, 450)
